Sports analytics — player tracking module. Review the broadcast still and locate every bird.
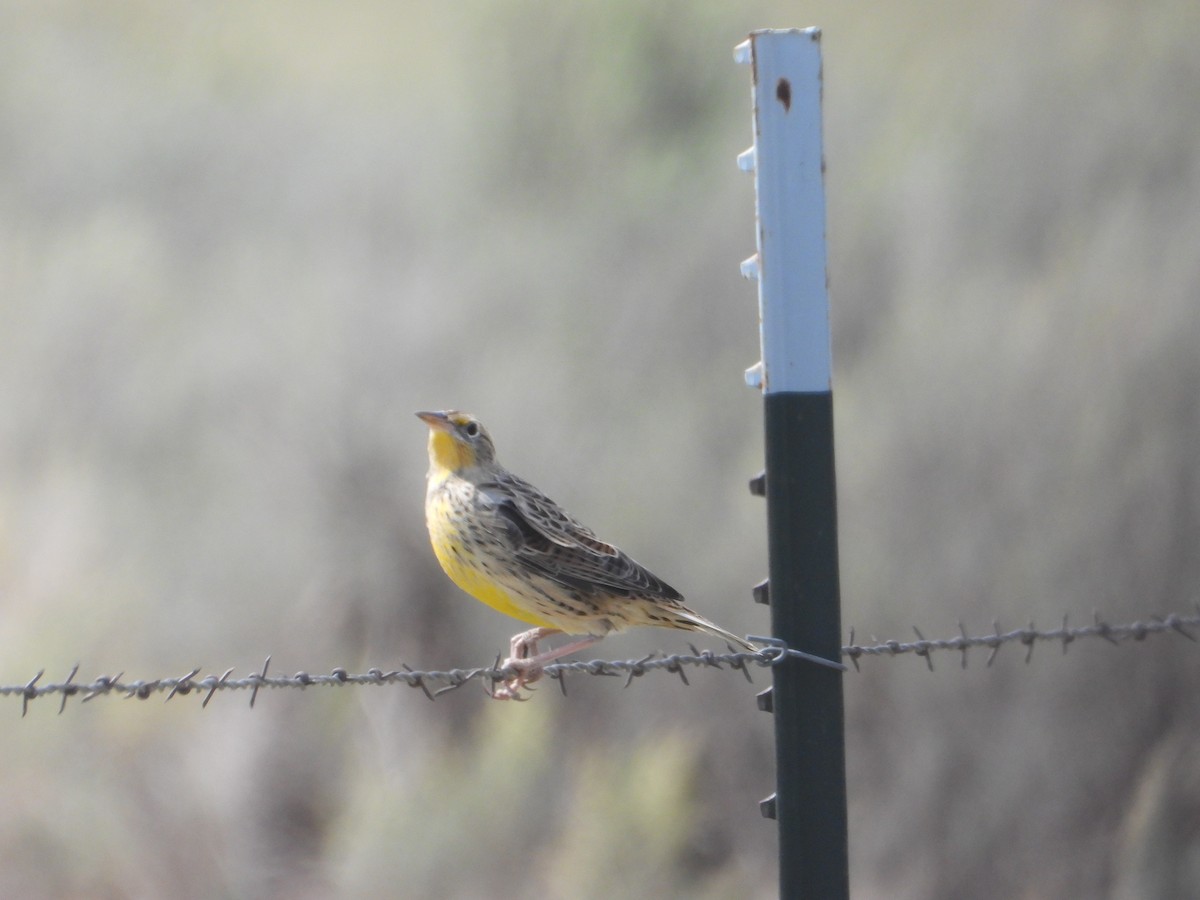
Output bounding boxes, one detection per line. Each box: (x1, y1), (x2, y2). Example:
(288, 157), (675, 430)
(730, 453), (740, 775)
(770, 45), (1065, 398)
(416, 409), (757, 699)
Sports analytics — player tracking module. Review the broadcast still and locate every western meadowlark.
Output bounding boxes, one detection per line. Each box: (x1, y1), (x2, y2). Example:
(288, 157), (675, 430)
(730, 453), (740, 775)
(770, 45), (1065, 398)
(417, 409), (756, 699)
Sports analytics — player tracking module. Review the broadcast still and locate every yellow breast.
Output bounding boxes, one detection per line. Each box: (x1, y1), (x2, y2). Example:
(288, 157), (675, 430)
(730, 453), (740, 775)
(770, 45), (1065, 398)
(424, 477), (557, 628)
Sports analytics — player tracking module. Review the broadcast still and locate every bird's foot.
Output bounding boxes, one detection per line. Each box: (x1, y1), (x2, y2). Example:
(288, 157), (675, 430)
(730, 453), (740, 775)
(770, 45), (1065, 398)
(492, 656), (544, 700)
(489, 629), (605, 701)
(489, 627), (559, 700)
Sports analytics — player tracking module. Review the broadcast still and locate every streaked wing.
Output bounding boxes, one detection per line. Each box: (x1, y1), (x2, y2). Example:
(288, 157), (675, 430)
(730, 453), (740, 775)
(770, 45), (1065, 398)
(478, 475), (682, 602)
(483, 471), (616, 554)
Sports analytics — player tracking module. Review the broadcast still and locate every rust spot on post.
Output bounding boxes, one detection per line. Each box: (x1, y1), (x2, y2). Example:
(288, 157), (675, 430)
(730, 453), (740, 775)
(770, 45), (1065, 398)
(776, 77), (791, 111)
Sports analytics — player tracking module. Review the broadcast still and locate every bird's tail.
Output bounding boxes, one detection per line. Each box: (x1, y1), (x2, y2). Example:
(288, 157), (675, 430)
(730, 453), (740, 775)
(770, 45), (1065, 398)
(672, 609), (759, 652)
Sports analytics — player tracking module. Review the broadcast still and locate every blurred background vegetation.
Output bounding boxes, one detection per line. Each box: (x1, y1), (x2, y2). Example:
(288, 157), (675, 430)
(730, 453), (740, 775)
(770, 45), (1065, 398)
(1, 1), (1198, 897)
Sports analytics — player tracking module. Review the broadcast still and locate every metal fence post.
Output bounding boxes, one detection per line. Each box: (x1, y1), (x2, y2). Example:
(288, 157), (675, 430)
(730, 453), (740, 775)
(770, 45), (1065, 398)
(736, 28), (849, 899)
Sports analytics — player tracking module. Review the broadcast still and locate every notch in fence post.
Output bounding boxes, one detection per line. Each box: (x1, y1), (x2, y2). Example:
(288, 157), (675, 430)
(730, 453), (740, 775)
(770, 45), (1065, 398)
(736, 28), (848, 899)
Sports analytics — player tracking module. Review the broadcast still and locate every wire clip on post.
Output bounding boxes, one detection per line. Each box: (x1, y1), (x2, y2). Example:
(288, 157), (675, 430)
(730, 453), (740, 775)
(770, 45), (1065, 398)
(746, 636), (847, 673)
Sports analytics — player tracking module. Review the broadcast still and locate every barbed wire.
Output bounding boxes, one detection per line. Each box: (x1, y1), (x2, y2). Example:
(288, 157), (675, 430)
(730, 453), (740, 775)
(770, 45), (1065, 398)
(843, 608), (1198, 670)
(2, 608), (1196, 715)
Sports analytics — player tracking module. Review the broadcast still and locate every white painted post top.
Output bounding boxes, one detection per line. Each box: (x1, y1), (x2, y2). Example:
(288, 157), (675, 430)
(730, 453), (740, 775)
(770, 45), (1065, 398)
(736, 29), (831, 395)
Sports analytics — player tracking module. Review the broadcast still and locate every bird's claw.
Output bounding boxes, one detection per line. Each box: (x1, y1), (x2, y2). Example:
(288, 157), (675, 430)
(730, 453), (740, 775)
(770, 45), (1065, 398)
(491, 656), (544, 701)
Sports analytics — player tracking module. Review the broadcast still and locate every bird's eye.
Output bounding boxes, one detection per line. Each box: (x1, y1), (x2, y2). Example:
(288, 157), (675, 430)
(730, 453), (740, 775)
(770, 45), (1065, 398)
(464, 421), (480, 437)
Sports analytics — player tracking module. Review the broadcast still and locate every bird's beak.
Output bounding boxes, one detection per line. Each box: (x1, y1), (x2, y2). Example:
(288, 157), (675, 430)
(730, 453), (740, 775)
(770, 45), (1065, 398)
(416, 410), (452, 431)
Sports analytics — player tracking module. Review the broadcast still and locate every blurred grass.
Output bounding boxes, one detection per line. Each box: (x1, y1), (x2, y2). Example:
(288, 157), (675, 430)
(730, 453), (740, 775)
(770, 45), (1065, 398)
(331, 703), (722, 899)
(1, 0), (1199, 897)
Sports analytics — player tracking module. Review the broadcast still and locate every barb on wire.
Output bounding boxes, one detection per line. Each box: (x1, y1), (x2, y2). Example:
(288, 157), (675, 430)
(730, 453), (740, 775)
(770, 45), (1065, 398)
(2, 609), (1197, 713)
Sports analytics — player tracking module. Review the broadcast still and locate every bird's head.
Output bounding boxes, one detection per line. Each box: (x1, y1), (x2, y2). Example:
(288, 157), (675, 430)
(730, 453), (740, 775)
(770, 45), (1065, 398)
(416, 410), (497, 473)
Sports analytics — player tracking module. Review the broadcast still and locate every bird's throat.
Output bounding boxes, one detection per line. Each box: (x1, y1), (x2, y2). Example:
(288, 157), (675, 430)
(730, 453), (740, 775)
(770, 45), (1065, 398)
(427, 429), (471, 475)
